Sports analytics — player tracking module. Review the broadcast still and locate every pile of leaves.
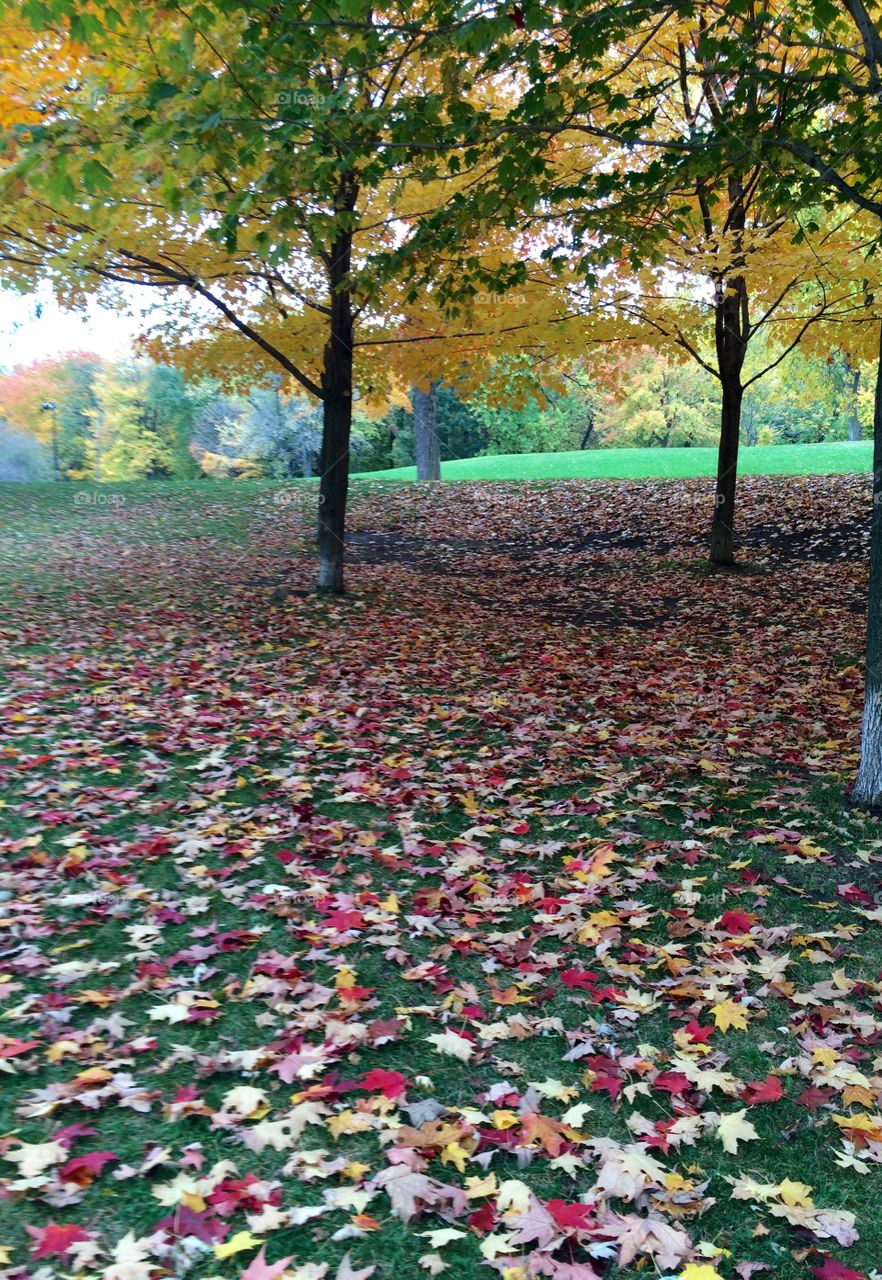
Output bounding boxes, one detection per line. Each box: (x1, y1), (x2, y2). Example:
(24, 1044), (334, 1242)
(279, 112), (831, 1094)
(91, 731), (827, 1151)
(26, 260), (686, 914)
(0, 474), (880, 1280)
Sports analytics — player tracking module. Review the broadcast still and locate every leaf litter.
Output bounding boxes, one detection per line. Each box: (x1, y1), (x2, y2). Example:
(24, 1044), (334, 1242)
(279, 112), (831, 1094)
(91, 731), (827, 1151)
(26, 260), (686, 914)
(0, 474), (881, 1280)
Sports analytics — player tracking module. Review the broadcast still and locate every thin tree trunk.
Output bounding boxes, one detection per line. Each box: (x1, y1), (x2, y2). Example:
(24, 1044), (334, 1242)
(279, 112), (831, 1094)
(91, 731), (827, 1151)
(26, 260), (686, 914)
(301, 428), (313, 478)
(412, 382), (441, 481)
(709, 173), (749, 567)
(317, 227), (354, 594)
(709, 372), (743, 565)
(852, 323), (882, 807)
(847, 361), (862, 440)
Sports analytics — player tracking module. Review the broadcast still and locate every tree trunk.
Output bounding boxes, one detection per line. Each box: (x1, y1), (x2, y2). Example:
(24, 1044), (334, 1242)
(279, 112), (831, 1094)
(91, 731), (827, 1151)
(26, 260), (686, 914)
(412, 382), (441, 481)
(709, 372), (743, 566)
(847, 361), (862, 441)
(317, 229), (354, 593)
(852, 323), (882, 807)
(300, 429), (313, 478)
(708, 174), (749, 567)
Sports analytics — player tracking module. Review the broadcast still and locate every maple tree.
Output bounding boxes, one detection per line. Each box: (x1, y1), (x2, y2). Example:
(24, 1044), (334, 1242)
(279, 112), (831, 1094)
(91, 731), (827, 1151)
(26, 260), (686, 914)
(416, 9), (881, 565)
(513, 0), (882, 799)
(0, 0), (534, 590)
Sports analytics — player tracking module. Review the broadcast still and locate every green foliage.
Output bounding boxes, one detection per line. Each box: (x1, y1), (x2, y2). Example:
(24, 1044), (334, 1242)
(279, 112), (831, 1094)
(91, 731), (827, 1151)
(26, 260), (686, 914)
(598, 354), (718, 448)
(92, 363), (175, 480)
(741, 349), (869, 446)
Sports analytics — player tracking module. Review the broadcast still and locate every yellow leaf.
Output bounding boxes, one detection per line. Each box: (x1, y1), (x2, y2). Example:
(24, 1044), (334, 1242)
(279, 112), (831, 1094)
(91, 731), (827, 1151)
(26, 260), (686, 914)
(465, 1173), (498, 1199)
(213, 1230), (264, 1259)
(716, 1109), (759, 1155)
(778, 1178), (814, 1207)
(710, 999), (749, 1031)
(492, 1109), (520, 1130)
(833, 1111), (882, 1136)
(440, 1141), (470, 1173)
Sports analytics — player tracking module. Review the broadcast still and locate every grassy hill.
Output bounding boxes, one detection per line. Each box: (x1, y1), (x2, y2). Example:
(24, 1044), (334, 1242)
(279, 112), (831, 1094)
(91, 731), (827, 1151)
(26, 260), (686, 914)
(357, 438), (873, 482)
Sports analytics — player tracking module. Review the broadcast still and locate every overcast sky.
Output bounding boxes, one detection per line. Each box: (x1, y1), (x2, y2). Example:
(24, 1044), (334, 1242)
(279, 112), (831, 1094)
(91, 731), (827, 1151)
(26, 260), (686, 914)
(0, 286), (138, 368)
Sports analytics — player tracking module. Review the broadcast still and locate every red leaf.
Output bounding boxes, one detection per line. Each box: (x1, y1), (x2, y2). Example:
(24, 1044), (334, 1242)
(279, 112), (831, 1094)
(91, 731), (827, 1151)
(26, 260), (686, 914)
(59, 1150), (118, 1182)
(811, 1260), (866, 1280)
(719, 909), (754, 934)
(741, 1074), (783, 1105)
(546, 1199), (595, 1230)
(0, 1037), (40, 1058)
(798, 1085), (835, 1111)
(684, 1020), (715, 1043)
(654, 1072), (691, 1096)
(27, 1222), (92, 1259)
(358, 1068), (407, 1099)
(561, 968), (598, 990)
(467, 1201), (495, 1232)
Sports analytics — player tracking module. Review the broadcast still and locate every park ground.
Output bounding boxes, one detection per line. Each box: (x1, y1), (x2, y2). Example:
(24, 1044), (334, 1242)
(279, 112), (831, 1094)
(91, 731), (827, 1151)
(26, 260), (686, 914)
(1, 469), (882, 1280)
(357, 438), (873, 481)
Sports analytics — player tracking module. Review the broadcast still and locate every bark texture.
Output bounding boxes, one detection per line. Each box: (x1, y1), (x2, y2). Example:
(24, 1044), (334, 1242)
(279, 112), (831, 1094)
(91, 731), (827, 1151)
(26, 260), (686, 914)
(853, 322), (882, 807)
(317, 225), (354, 594)
(412, 382), (441, 481)
(709, 176), (748, 567)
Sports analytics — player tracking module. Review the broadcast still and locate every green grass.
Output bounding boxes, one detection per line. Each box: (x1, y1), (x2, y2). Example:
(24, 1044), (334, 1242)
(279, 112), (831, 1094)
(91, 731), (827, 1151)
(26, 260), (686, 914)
(357, 438), (873, 482)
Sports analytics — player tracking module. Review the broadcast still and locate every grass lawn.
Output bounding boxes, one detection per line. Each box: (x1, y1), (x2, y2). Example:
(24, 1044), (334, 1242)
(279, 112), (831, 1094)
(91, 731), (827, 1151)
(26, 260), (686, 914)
(1, 472), (881, 1280)
(357, 438), (874, 482)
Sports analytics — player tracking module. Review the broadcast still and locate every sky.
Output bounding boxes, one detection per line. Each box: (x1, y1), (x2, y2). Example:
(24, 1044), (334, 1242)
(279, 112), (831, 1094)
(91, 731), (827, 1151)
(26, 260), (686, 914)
(0, 286), (139, 369)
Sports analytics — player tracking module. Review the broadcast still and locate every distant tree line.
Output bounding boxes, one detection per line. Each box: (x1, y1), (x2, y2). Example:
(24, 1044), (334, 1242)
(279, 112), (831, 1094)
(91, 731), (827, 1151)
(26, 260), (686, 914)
(0, 345), (869, 484)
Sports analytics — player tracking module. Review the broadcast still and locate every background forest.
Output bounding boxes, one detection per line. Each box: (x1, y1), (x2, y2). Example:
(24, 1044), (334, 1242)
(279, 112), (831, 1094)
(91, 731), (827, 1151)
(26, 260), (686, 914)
(0, 344), (870, 483)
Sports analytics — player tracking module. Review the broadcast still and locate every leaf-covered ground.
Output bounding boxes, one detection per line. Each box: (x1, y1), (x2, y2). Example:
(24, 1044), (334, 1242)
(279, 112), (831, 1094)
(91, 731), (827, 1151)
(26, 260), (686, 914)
(1, 475), (882, 1280)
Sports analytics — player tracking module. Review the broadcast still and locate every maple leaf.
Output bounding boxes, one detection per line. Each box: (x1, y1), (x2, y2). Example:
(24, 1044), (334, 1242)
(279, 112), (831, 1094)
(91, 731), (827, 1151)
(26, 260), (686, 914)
(606, 1214), (692, 1269)
(810, 1262), (866, 1280)
(59, 1150), (118, 1183)
(741, 1074), (783, 1105)
(5, 1139), (67, 1177)
(504, 1194), (558, 1247)
(26, 1222), (92, 1258)
(335, 1254), (377, 1280)
(425, 1029), (475, 1061)
(710, 999), (749, 1031)
(214, 1230), (265, 1259)
(546, 1200), (594, 1230)
(358, 1068), (407, 1099)
(718, 909), (754, 934)
(420, 1227), (467, 1248)
(561, 968), (598, 989)
(716, 1109), (760, 1154)
(238, 1245), (295, 1280)
(372, 1165), (467, 1223)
